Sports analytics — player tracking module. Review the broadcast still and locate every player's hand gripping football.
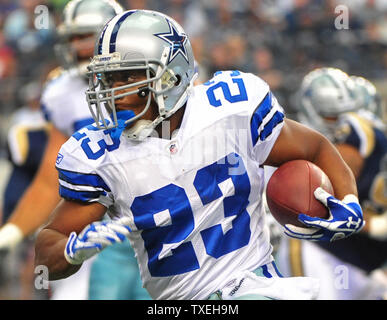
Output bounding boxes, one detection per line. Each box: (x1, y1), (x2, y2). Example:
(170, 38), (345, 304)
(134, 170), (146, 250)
(64, 217), (132, 265)
(284, 187), (365, 242)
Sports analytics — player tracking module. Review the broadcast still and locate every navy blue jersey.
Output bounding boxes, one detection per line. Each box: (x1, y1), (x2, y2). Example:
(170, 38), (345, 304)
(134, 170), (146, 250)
(318, 112), (387, 272)
(2, 110), (48, 222)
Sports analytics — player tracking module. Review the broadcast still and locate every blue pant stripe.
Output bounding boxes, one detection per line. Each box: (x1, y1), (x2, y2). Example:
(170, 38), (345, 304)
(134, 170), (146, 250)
(261, 264), (272, 278)
(272, 261), (284, 278)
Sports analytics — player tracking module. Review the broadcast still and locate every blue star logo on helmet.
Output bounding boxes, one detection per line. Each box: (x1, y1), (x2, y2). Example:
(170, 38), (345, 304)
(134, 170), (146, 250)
(154, 19), (189, 64)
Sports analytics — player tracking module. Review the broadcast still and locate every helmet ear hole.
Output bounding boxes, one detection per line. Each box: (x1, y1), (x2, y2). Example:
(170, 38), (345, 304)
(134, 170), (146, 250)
(175, 75), (181, 86)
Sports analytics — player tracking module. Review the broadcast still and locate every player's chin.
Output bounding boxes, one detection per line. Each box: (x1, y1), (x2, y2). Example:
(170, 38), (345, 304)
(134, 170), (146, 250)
(115, 99), (132, 109)
(116, 105), (132, 112)
(116, 100), (145, 113)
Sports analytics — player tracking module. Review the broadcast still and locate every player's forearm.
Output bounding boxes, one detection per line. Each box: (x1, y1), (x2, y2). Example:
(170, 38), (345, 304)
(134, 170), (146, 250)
(7, 175), (61, 237)
(35, 228), (81, 280)
(266, 120), (358, 200)
(311, 135), (358, 200)
(7, 125), (67, 238)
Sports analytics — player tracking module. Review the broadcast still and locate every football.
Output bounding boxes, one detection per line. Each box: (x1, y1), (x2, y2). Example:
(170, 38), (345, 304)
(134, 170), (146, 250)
(266, 160), (334, 227)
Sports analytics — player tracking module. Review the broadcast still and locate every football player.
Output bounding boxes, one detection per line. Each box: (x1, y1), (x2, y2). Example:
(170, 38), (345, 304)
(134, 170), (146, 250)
(0, 81), (49, 299)
(276, 67), (387, 299)
(351, 75), (386, 131)
(0, 0), (150, 300)
(35, 10), (364, 300)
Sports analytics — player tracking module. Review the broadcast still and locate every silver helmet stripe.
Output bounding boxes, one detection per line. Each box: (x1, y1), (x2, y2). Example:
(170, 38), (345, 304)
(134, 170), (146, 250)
(71, 0), (86, 21)
(87, 10), (196, 140)
(99, 12), (131, 55)
(109, 11), (137, 53)
(97, 21), (110, 55)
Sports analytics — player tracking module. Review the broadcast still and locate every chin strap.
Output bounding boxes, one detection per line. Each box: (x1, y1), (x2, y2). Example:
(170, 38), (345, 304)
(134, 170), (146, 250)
(125, 72), (199, 141)
(125, 119), (154, 140)
(108, 110), (136, 140)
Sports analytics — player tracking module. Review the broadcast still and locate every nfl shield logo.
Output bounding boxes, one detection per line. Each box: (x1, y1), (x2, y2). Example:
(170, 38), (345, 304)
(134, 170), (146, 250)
(169, 143), (178, 155)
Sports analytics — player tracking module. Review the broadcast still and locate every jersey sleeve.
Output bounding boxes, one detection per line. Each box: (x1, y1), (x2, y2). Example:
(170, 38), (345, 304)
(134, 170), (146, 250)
(40, 75), (72, 136)
(245, 73), (285, 164)
(40, 70), (92, 137)
(55, 135), (114, 208)
(335, 113), (375, 158)
(7, 125), (48, 168)
(7, 109), (49, 167)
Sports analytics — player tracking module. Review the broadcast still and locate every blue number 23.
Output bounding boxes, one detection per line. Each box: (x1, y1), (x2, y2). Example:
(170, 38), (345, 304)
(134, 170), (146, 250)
(130, 153), (251, 277)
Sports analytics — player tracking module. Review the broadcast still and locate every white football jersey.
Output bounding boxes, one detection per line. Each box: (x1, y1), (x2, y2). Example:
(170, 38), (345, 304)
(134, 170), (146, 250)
(41, 68), (95, 136)
(55, 70), (285, 300)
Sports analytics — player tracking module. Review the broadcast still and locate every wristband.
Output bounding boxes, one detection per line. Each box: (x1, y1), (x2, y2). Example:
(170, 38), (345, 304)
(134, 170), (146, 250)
(369, 212), (387, 240)
(0, 223), (23, 249)
(63, 232), (83, 265)
(342, 194), (360, 204)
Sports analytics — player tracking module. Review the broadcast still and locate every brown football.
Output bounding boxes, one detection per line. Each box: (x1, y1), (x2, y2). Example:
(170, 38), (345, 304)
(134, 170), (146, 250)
(266, 160), (334, 227)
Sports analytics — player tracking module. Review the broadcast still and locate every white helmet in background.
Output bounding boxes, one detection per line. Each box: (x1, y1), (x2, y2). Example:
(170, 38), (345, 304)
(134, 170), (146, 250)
(351, 76), (385, 122)
(86, 10), (197, 140)
(297, 67), (361, 137)
(56, 0), (124, 74)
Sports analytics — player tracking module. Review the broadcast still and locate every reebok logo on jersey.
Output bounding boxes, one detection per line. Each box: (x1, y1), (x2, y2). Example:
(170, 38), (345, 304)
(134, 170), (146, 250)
(229, 278), (245, 296)
(56, 153), (64, 165)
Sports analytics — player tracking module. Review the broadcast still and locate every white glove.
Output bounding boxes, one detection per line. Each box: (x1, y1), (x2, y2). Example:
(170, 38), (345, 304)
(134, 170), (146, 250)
(369, 211), (387, 240)
(64, 217), (131, 265)
(0, 223), (23, 250)
(284, 187), (364, 242)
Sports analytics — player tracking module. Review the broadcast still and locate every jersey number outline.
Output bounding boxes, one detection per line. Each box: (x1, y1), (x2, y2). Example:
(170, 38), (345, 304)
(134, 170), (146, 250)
(205, 71), (248, 107)
(131, 153), (251, 277)
(72, 124), (121, 160)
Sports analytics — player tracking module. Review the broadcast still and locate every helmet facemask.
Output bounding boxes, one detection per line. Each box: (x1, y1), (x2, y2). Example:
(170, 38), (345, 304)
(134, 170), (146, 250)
(86, 10), (197, 140)
(86, 50), (189, 140)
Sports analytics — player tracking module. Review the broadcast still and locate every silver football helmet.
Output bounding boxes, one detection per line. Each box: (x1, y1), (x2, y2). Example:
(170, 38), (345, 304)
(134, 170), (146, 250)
(297, 67), (361, 137)
(86, 10), (197, 140)
(351, 76), (385, 121)
(55, 0), (123, 74)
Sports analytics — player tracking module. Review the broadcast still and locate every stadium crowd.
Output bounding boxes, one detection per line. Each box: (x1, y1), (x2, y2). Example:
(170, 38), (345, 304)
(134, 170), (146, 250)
(0, 0), (387, 299)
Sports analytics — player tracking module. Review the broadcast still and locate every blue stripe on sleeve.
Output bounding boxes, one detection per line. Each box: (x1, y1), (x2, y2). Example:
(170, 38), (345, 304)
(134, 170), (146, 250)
(59, 185), (106, 203)
(250, 92), (272, 146)
(259, 111), (284, 141)
(56, 167), (111, 192)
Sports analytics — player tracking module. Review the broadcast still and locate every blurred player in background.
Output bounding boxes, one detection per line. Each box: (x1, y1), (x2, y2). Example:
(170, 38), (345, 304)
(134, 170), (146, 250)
(2, 81), (49, 224)
(0, 81), (49, 299)
(351, 76), (386, 133)
(35, 10), (364, 300)
(0, 0), (150, 300)
(276, 67), (387, 300)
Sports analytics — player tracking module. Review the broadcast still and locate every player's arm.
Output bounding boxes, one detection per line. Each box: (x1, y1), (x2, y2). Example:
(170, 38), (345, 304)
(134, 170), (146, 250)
(265, 119), (364, 241)
(265, 118), (357, 199)
(34, 200), (106, 280)
(0, 126), (67, 249)
(334, 143), (364, 179)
